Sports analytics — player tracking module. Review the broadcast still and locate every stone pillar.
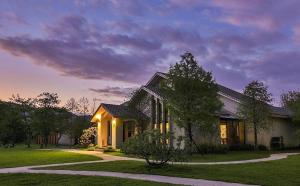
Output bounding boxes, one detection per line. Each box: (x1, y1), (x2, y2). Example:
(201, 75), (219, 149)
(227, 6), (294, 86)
(161, 102), (166, 134)
(155, 98), (159, 129)
(111, 117), (123, 149)
(97, 122), (102, 148)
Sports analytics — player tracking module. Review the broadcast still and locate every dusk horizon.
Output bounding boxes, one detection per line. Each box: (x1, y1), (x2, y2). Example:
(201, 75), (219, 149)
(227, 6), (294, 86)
(1, 0), (300, 108)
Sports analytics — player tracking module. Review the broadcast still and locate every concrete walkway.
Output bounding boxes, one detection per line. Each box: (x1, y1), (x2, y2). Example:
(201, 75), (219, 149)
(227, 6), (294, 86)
(61, 149), (299, 165)
(0, 165), (256, 186)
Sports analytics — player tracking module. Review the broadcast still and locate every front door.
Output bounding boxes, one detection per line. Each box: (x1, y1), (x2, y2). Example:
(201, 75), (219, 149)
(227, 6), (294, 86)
(107, 121), (112, 145)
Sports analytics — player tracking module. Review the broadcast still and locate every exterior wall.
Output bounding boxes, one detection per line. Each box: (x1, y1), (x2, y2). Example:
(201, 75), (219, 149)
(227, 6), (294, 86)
(246, 117), (300, 148)
(219, 95), (239, 113)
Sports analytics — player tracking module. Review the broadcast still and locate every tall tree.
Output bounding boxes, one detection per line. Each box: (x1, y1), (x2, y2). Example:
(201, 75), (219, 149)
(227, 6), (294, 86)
(53, 107), (71, 146)
(281, 91), (300, 140)
(162, 52), (222, 152)
(33, 92), (60, 148)
(78, 97), (89, 121)
(238, 81), (272, 149)
(281, 91), (300, 124)
(0, 102), (25, 147)
(64, 98), (79, 145)
(10, 94), (35, 148)
(72, 97), (90, 144)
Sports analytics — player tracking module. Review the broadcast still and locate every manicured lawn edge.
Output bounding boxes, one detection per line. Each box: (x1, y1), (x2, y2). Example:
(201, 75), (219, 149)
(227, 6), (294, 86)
(43, 154), (300, 186)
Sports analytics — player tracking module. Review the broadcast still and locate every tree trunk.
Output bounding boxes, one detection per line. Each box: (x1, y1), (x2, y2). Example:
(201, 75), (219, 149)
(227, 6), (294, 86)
(254, 122), (258, 150)
(45, 135), (48, 148)
(186, 123), (201, 154)
(26, 132), (31, 148)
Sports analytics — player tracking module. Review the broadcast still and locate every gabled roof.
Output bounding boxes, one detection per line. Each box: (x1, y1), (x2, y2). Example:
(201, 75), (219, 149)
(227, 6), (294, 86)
(91, 103), (148, 122)
(142, 72), (292, 118)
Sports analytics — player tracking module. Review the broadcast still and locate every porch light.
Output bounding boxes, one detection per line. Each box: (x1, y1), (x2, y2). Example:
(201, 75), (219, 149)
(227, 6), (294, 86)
(95, 114), (101, 121)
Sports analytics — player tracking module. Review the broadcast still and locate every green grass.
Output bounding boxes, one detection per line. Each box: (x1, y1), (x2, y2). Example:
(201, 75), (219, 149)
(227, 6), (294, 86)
(0, 145), (99, 168)
(45, 154), (300, 186)
(188, 151), (270, 162)
(105, 150), (270, 162)
(0, 174), (176, 186)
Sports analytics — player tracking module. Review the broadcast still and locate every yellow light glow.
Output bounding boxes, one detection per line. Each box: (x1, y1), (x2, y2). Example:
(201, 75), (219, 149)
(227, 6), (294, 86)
(166, 123), (170, 132)
(112, 118), (116, 127)
(95, 114), (101, 121)
(220, 125), (227, 139)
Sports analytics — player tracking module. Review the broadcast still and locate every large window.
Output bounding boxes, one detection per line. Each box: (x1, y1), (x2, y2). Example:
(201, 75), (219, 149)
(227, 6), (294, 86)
(220, 122), (227, 144)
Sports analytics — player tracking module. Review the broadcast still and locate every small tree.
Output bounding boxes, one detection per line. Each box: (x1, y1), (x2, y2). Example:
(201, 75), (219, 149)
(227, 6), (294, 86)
(0, 102), (25, 147)
(238, 81), (272, 149)
(71, 97), (91, 145)
(161, 52), (222, 153)
(281, 91), (300, 140)
(53, 107), (71, 146)
(10, 94), (35, 148)
(33, 92), (60, 148)
(121, 129), (185, 167)
(64, 98), (79, 145)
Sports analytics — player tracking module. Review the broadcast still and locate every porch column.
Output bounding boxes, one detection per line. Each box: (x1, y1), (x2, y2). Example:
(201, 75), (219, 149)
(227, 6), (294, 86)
(161, 102), (166, 134)
(97, 122), (102, 147)
(155, 98), (159, 129)
(111, 117), (123, 149)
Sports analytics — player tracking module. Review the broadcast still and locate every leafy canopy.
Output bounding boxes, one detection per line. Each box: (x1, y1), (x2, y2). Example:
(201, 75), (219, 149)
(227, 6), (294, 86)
(162, 52), (222, 151)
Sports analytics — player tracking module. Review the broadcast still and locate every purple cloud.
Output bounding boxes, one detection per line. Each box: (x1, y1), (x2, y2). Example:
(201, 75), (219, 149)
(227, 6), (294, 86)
(89, 86), (136, 97)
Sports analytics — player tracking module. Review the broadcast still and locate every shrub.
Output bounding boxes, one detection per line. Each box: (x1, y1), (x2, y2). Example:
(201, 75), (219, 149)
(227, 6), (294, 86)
(229, 144), (255, 151)
(87, 144), (95, 151)
(258, 144), (268, 151)
(198, 144), (228, 154)
(79, 127), (97, 146)
(121, 129), (186, 167)
(103, 147), (117, 153)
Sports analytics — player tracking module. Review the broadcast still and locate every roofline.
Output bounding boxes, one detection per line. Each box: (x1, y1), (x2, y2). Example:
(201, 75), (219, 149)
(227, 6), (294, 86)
(145, 72), (167, 86)
(141, 86), (164, 100)
(90, 103), (118, 122)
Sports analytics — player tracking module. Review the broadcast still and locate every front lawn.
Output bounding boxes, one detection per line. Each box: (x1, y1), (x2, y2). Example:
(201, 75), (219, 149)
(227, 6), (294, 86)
(0, 173), (176, 186)
(188, 151), (269, 162)
(45, 154), (300, 186)
(0, 145), (99, 168)
(105, 150), (270, 162)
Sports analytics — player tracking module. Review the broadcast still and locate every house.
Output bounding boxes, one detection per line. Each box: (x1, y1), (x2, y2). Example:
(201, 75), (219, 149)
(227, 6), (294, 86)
(91, 72), (299, 149)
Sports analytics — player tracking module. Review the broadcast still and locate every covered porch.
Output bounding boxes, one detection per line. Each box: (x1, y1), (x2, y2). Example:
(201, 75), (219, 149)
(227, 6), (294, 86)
(91, 103), (143, 149)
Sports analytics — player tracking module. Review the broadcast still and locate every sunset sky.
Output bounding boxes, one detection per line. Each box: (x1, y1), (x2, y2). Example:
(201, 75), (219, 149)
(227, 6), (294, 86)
(0, 0), (300, 109)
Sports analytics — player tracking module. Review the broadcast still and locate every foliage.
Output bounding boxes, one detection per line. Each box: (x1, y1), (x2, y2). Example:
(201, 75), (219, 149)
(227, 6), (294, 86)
(229, 144), (255, 151)
(257, 144), (268, 151)
(9, 94), (35, 148)
(79, 127), (97, 146)
(281, 91), (300, 140)
(0, 102), (25, 147)
(161, 52), (223, 153)
(238, 81), (272, 149)
(197, 144), (228, 154)
(32, 92), (61, 148)
(121, 129), (186, 167)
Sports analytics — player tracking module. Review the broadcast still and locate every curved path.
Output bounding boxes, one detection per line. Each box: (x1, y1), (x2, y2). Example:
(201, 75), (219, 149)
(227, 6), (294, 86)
(0, 150), (297, 186)
(62, 149), (299, 165)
